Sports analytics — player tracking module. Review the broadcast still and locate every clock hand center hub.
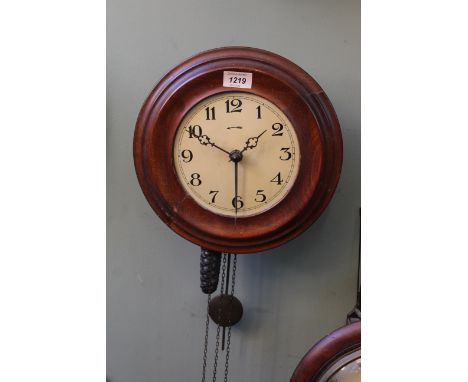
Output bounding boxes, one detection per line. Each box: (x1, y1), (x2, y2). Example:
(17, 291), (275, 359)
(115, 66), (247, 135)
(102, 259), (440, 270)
(229, 149), (243, 163)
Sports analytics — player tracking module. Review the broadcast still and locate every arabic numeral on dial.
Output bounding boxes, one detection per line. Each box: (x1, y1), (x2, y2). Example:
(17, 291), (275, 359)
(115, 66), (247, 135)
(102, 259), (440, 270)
(225, 99), (242, 113)
(209, 190), (219, 203)
(270, 172), (283, 185)
(187, 125), (202, 138)
(256, 105), (262, 119)
(255, 189), (266, 203)
(205, 107), (215, 120)
(232, 196), (244, 209)
(279, 147), (292, 160)
(190, 173), (202, 186)
(181, 149), (193, 163)
(272, 123), (284, 136)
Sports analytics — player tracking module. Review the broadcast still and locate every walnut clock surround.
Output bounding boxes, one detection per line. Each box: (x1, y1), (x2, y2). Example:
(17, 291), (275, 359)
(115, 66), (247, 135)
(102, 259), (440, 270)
(133, 47), (343, 253)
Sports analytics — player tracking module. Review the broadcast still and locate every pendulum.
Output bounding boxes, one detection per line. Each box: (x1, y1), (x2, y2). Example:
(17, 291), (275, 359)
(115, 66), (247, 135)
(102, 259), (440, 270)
(200, 248), (243, 382)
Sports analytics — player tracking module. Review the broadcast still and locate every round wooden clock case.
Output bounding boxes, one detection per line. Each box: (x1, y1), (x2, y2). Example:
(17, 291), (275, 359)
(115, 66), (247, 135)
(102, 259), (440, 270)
(291, 322), (361, 382)
(133, 47), (342, 253)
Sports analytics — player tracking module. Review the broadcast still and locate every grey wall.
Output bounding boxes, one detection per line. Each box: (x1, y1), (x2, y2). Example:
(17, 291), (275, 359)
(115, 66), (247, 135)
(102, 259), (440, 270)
(107, 1), (360, 381)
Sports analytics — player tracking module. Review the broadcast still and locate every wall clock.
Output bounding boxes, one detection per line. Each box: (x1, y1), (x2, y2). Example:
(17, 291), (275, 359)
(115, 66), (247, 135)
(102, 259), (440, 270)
(133, 46), (342, 254)
(291, 322), (361, 382)
(133, 46), (343, 381)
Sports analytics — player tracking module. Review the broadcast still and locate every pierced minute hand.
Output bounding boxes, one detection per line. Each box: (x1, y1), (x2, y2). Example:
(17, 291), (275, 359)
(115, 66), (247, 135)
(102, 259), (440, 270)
(234, 161), (239, 219)
(240, 130), (267, 154)
(195, 134), (230, 155)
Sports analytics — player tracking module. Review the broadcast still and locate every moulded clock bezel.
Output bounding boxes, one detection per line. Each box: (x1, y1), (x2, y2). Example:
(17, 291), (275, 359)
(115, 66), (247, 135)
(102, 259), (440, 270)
(133, 46), (342, 253)
(290, 322), (361, 382)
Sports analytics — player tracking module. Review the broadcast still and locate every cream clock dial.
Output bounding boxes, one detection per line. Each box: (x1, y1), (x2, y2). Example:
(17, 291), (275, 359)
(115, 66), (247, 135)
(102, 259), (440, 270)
(173, 92), (300, 218)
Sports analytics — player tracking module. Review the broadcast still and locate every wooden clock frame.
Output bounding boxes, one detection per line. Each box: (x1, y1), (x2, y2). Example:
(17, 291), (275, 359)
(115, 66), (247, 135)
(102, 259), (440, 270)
(291, 322), (361, 382)
(133, 47), (342, 253)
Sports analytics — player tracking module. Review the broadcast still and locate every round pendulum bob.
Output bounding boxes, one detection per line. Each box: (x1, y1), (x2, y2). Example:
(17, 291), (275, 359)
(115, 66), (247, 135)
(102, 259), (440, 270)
(208, 295), (243, 327)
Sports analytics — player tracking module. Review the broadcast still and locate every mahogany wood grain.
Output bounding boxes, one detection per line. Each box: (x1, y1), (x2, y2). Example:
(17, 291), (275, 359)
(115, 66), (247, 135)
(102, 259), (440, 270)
(290, 322), (361, 382)
(133, 47), (343, 253)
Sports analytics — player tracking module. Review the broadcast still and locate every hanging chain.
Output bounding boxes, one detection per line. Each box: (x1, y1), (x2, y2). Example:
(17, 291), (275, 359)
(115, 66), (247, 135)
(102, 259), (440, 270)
(220, 253), (227, 293)
(229, 254), (237, 296)
(212, 254), (227, 382)
(223, 254), (237, 382)
(201, 253), (238, 382)
(201, 294), (211, 382)
(224, 327), (232, 382)
(212, 324), (221, 381)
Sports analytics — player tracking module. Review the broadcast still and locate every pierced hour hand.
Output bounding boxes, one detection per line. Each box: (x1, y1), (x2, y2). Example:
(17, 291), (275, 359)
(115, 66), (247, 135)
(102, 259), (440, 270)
(195, 133), (230, 155)
(240, 130), (267, 153)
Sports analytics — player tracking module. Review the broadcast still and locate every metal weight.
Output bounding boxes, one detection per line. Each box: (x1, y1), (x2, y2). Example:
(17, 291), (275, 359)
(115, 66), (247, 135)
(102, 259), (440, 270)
(200, 248), (221, 294)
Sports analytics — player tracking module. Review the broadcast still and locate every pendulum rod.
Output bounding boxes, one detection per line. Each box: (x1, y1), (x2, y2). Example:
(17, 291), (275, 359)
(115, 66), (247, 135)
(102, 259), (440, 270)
(225, 253), (232, 296)
(221, 253), (232, 351)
